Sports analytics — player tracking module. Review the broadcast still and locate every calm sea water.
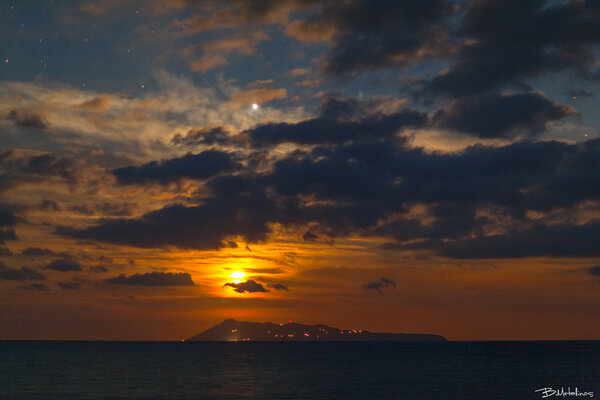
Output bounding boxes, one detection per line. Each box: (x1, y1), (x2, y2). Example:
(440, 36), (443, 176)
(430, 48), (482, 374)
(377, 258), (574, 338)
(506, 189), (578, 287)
(1, 341), (599, 399)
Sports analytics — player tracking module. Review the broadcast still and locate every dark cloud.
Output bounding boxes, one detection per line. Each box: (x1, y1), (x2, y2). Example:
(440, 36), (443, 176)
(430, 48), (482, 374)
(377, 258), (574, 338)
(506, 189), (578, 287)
(89, 265), (108, 273)
(57, 136), (600, 255)
(422, 0), (600, 97)
(588, 265), (600, 276)
(375, 203), (487, 242)
(21, 247), (71, 258)
(433, 92), (577, 138)
(171, 126), (231, 147)
(104, 272), (195, 286)
(362, 277), (396, 294)
(287, 0), (454, 74)
(113, 150), (239, 185)
(0, 207), (17, 245)
(38, 199), (60, 211)
(0, 207), (17, 227)
(244, 96), (426, 147)
(6, 109), (48, 130)
(380, 277), (396, 288)
(268, 283), (289, 291)
(19, 283), (50, 291)
(44, 259), (83, 272)
(0, 228), (17, 245)
(57, 180), (277, 250)
(0, 150), (76, 193)
(67, 202), (132, 217)
(396, 220), (600, 259)
(223, 279), (268, 293)
(57, 281), (80, 290)
(0, 247), (12, 256)
(0, 262), (45, 280)
(568, 90), (593, 99)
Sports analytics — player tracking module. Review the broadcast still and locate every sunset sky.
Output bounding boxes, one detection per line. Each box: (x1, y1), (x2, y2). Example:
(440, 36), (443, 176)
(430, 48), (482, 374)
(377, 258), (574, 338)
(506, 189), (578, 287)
(1, 0), (599, 340)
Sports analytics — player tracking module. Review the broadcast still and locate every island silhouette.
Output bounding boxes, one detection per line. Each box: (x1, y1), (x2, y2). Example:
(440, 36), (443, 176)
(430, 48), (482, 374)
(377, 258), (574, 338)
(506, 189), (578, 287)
(186, 319), (447, 342)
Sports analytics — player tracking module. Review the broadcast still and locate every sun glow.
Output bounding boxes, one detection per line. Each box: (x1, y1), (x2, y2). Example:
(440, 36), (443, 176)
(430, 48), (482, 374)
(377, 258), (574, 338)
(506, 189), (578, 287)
(229, 271), (246, 283)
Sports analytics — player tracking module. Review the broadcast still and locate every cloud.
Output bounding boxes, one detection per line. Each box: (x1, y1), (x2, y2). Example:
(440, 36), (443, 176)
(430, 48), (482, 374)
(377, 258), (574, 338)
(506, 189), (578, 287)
(44, 259), (83, 272)
(0, 149), (76, 194)
(245, 267), (284, 274)
(104, 272), (195, 286)
(89, 265), (109, 273)
(176, 0), (320, 33)
(113, 150), (239, 185)
(0, 207), (17, 227)
(57, 134), (600, 256)
(362, 277), (396, 294)
(228, 80), (287, 109)
(20, 247), (71, 258)
(568, 90), (593, 99)
(421, 0), (600, 97)
(379, 277), (396, 288)
(57, 179), (277, 249)
(244, 95), (426, 147)
(172, 126), (232, 147)
(223, 279), (268, 293)
(67, 202), (132, 217)
(396, 220), (600, 259)
(19, 283), (51, 291)
(181, 31), (269, 72)
(284, 67), (311, 78)
(0, 207), (17, 245)
(588, 265), (600, 276)
(433, 92), (577, 138)
(0, 262), (46, 280)
(187, 54), (228, 73)
(285, 0), (454, 74)
(57, 281), (80, 290)
(268, 283), (289, 291)
(5, 109), (48, 130)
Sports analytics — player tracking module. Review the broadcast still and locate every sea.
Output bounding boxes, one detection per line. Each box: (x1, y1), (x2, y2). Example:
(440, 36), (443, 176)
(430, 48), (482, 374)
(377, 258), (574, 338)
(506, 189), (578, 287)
(1, 341), (599, 399)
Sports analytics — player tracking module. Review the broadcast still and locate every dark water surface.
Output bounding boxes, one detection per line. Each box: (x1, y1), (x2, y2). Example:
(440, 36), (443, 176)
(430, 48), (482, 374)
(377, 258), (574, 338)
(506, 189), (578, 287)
(1, 341), (599, 399)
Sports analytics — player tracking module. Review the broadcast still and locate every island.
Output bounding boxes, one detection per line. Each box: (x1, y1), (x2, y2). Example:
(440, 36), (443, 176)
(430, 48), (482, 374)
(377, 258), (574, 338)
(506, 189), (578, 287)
(186, 319), (447, 342)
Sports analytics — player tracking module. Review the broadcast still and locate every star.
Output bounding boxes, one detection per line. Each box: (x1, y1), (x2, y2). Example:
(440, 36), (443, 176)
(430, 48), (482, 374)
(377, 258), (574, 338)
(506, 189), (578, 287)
(252, 103), (259, 110)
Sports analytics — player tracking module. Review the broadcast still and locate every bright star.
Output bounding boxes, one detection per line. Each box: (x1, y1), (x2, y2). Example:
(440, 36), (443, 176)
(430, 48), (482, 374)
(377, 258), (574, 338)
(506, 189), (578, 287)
(252, 103), (259, 110)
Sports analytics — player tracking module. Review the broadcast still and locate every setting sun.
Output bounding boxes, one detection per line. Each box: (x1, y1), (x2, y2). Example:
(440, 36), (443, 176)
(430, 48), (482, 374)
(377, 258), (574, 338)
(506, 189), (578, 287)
(229, 271), (246, 283)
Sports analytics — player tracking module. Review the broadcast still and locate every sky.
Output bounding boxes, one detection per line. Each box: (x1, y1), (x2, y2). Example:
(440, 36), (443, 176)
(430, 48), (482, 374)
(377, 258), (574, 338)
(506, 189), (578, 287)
(1, 0), (599, 341)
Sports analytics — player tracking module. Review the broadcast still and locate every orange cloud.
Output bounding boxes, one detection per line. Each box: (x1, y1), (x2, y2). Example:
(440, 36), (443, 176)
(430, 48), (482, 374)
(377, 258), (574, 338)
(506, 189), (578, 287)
(285, 68), (311, 78)
(227, 80), (287, 109)
(182, 31), (268, 73)
(188, 54), (228, 73)
(285, 20), (335, 42)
